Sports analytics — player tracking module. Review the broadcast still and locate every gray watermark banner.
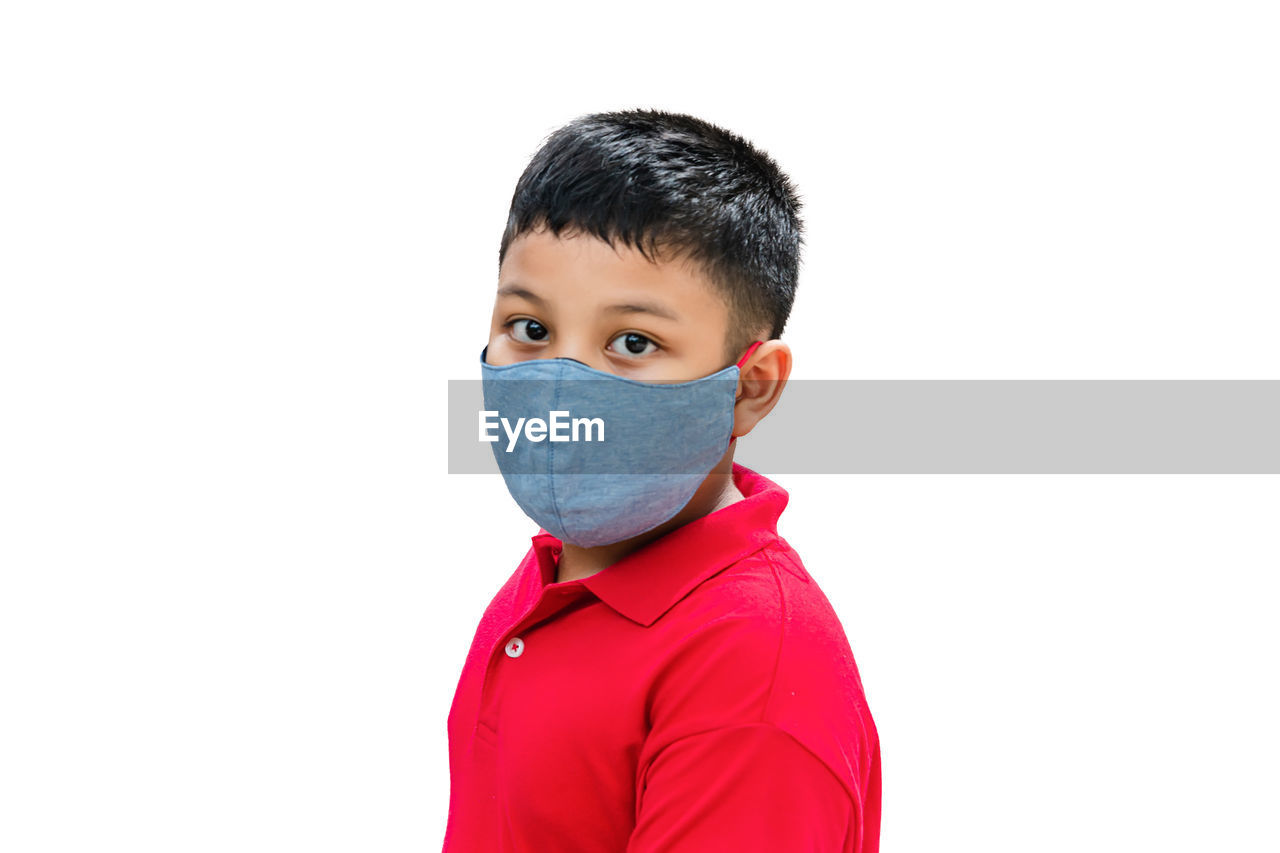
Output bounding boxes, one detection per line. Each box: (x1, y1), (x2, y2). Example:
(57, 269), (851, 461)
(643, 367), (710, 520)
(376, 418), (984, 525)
(449, 380), (1280, 474)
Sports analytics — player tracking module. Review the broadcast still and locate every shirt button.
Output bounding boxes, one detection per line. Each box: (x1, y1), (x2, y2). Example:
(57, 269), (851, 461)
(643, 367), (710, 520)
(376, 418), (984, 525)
(505, 637), (525, 658)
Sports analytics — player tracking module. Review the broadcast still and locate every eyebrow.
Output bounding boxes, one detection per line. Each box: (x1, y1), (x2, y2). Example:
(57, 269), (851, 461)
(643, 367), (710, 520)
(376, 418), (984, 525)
(602, 301), (680, 322)
(496, 284), (680, 322)
(495, 284), (547, 306)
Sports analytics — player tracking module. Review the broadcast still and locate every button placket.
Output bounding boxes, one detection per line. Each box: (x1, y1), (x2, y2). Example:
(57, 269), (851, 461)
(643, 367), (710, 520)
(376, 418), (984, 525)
(475, 581), (585, 734)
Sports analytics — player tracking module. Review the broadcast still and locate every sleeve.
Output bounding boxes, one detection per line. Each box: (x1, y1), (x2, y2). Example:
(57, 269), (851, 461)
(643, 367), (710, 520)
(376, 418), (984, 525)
(626, 722), (853, 852)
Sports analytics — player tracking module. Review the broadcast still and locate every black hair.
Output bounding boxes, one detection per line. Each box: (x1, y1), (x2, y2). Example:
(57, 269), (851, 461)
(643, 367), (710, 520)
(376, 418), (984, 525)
(498, 109), (804, 359)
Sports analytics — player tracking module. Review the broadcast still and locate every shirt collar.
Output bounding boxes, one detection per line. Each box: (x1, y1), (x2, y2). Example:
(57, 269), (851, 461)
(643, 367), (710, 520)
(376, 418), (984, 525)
(529, 463), (790, 627)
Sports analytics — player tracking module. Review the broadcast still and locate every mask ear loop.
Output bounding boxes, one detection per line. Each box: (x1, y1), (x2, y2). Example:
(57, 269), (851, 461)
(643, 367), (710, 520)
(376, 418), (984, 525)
(735, 340), (764, 369)
(727, 340), (765, 447)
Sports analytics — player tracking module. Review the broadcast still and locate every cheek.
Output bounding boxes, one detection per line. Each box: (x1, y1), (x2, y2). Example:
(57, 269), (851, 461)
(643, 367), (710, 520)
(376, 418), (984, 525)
(484, 335), (516, 366)
(627, 352), (721, 384)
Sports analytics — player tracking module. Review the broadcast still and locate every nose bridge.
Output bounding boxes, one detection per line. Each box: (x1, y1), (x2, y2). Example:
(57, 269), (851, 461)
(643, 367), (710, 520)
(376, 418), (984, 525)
(546, 339), (600, 370)
(537, 298), (603, 368)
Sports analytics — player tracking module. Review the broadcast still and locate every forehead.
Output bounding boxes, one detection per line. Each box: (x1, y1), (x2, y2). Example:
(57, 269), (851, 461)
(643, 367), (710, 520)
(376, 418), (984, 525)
(498, 229), (729, 322)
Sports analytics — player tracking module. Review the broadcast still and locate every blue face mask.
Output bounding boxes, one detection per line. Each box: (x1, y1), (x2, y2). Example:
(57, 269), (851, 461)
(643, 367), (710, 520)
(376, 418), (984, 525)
(479, 341), (763, 548)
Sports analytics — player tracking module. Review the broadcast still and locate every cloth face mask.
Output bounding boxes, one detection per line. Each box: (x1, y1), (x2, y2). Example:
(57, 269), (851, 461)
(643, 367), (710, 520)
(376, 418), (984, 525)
(479, 341), (762, 548)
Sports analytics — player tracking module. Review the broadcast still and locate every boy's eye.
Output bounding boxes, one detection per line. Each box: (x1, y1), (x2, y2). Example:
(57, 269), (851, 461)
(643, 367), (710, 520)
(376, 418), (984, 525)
(509, 318), (549, 343)
(607, 332), (658, 358)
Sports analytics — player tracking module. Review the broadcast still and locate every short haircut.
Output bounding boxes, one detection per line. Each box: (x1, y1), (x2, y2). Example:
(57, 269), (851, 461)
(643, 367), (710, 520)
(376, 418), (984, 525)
(498, 109), (804, 359)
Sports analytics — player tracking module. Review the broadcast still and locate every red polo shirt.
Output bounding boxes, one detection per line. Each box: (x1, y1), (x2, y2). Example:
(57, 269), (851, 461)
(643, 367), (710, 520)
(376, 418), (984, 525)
(443, 464), (880, 852)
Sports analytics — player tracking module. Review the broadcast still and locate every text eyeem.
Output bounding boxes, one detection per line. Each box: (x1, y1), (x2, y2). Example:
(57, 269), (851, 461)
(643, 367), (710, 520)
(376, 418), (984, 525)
(480, 410), (606, 452)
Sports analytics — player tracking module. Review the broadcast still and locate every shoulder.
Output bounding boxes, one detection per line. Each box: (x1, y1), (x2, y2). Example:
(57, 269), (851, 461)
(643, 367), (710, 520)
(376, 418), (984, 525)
(650, 544), (788, 681)
(648, 540), (871, 730)
(665, 538), (857, 666)
(643, 538), (880, 811)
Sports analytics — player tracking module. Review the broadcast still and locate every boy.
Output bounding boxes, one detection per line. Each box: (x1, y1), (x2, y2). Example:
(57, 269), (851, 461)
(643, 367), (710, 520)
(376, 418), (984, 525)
(445, 109), (880, 852)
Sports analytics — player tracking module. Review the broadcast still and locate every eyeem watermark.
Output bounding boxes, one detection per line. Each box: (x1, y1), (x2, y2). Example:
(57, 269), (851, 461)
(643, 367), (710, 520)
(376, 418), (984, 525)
(452, 380), (1280, 473)
(480, 410), (606, 452)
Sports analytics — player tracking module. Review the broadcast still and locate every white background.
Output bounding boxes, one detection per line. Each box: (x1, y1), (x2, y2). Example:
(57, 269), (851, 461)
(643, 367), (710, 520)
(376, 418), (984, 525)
(2, 1), (1278, 851)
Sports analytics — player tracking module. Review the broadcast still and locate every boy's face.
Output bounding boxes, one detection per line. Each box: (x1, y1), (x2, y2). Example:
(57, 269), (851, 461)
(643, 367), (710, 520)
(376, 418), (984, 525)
(486, 228), (741, 382)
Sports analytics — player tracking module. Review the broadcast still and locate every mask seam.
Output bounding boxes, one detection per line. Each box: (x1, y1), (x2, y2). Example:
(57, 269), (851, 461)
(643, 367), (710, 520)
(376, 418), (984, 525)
(545, 359), (565, 539)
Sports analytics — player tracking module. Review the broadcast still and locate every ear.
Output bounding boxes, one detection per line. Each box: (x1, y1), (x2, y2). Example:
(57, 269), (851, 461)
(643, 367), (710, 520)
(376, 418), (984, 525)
(731, 340), (792, 438)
